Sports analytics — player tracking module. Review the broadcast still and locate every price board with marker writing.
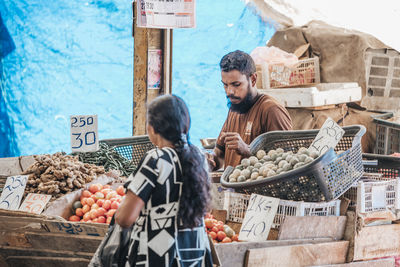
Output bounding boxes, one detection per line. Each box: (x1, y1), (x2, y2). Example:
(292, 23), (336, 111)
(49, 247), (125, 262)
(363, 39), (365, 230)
(238, 194), (279, 242)
(70, 115), (99, 153)
(0, 175), (28, 210)
(308, 117), (345, 155)
(19, 193), (51, 214)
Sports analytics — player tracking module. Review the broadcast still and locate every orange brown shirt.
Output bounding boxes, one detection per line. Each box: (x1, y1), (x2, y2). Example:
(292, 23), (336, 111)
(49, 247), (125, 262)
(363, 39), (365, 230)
(216, 94), (292, 168)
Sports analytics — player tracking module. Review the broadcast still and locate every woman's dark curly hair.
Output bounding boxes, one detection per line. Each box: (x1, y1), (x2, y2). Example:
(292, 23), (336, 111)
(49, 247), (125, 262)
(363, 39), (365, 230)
(147, 94), (211, 228)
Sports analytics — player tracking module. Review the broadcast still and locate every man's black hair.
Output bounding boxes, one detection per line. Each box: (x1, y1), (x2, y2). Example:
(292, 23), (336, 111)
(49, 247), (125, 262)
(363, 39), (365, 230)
(219, 50), (256, 78)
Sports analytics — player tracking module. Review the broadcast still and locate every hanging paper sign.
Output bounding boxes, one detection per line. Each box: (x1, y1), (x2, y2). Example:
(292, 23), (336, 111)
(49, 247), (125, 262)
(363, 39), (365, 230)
(309, 117), (345, 155)
(0, 175), (28, 210)
(70, 115), (99, 153)
(19, 193), (52, 214)
(137, 0), (196, 29)
(148, 49), (162, 90)
(238, 194), (279, 242)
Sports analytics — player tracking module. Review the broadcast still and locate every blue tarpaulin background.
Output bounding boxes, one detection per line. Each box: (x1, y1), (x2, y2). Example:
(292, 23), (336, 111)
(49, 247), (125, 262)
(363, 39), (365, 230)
(0, 0), (274, 157)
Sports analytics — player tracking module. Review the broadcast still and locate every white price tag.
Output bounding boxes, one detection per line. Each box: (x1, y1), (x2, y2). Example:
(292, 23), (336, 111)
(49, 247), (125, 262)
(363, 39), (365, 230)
(238, 194), (279, 242)
(19, 193), (52, 214)
(309, 117), (345, 155)
(70, 115), (99, 152)
(0, 175), (28, 210)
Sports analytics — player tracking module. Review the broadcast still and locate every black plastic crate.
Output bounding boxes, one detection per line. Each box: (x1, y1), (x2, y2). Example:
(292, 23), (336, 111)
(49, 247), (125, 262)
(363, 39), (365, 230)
(220, 125), (366, 202)
(373, 113), (400, 155)
(100, 135), (155, 166)
(363, 153), (400, 179)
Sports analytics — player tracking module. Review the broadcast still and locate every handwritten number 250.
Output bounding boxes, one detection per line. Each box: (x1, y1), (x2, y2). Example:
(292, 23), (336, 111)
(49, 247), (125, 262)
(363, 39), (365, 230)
(71, 116), (94, 128)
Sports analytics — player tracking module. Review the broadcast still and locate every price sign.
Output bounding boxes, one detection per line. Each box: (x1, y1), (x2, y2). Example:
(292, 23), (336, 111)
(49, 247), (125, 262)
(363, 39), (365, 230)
(239, 194), (279, 242)
(19, 193), (51, 214)
(70, 115), (99, 152)
(0, 175), (28, 210)
(309, 117), (345, 155)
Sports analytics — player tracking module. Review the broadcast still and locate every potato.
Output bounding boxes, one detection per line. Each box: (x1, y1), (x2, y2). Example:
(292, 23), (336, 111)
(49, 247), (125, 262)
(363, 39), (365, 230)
(298, 147), (310, 156)
(237, 176), (246, 182)
(304, 157), (314, 164)
(256, 150), (266, 160)
(298, 154), (307, 162)
(251, 168), (259, 173)
(229, 178), (237, 183)
(290, 157), (299, 166)
(267, 170), (276, 177)
(231, 169), (241, 179)
(282, 163), (292, 171)
(241, 169), (251, 179)
(276, 168), (283, 174)
(281, 153), (289, 160)
(249, 156), (258, 165)
(251, 172), (259, 180)
(276, 148), (284, 154)
(278, 160), (288, 169)
(241, 158), (250, 167)
(256, 176), (264, 180)
(270, 153), (278, 161)
(261, 167), (269, 177)
(286, 154), (293, 163)
(274, 157), (283, 164)
(310, 151), (319, 159)
(254, 162), (262, 169)
(267, 149), (276, 157)
(247, 166), (254, 172)
(293, 162), (305, 169)
(263, 155), (272, 161)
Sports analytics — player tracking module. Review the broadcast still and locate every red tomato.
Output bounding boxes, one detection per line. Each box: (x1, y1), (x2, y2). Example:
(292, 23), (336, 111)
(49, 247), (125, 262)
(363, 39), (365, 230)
(82, 204), (90, 214)
(86, 198), (95, 207)
(106, 191), (117, 200)
(217, 224), (224, 231)
(103, 200), (112, 210)
(209, 231), (217, 240)
(116, 185), (125, 196)
(83, 212), (91, 221)
(97, 216), (106, 224)
(103, 184), (111, 189)
(217, 231), (226, 241)
(80, 197), (88, 206)
(101, 188), (112, 196)
(231, 234), (239, 242)
(106, 209), (117, 218)
(221, 237), (232, 243)
(90, 210), (98, 220)
(110, 201), (120, 210)
(96, 199), (105, 207)
(69, 215), (80, 222)
(89, 183), (102, 194)
(205, 219), (213, 229)
(75, 208), (84, 217)
(82, 190), (92, 198)
(211, 226), (219, 233)
(91, 203), (100, 210)
(97, 207), (106, 217)
(92, 218), (99, 223)
(94, 192), (105, 200)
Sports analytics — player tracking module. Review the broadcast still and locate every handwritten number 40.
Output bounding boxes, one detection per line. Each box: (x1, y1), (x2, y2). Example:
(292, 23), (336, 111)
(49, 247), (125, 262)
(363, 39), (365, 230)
(71, 116), (94, 128)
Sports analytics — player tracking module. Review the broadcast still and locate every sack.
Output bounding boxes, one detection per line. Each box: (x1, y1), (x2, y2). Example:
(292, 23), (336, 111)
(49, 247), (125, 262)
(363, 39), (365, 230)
(89, 217), (132, 267)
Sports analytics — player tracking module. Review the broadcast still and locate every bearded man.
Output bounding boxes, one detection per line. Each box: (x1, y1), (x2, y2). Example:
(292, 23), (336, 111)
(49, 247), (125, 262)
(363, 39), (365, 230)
(207, 50), (293, 170)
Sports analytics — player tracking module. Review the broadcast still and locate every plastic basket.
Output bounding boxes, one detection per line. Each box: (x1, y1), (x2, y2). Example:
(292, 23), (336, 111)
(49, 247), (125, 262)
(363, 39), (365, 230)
(344, 153), (400, 209)
(373, 113), (400, 155)
(100, 135), (155, 166)
(356, 179), (400, 213)
(223, 191), (340, 228)
(259, 57), (320, 89)
(220, 125), (366, 202)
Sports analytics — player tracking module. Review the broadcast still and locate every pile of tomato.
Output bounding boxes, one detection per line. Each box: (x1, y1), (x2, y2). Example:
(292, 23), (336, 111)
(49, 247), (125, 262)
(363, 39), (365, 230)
(204, 213), (239, 243)
(68, 183), (125, 224)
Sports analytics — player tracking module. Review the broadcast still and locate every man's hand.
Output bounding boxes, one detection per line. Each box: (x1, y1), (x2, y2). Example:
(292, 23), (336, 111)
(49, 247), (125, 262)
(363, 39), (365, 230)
(221, 132), (251, 157)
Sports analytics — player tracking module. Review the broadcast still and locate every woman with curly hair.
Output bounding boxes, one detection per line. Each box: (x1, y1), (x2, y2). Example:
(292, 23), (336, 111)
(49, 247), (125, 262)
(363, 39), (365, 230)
(114, 94), (213, 266)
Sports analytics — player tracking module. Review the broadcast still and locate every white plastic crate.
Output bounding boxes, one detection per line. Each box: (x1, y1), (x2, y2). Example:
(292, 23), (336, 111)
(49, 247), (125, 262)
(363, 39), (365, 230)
(356, 179), (400, 213)
(361, 49), (400, 112)
(259, 83), (362, 108)
(223, 191), (340, 228)
(257, 57), (320, 89)
(210, 183), (233, 210)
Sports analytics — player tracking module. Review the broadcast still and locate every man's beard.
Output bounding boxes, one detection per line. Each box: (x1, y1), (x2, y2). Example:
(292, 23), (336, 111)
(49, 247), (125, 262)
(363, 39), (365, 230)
(227, 84), (257, 114)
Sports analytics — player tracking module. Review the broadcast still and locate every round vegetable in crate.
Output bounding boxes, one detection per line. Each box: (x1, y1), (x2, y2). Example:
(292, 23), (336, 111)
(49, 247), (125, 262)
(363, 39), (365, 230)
(220, 125), (366, 202)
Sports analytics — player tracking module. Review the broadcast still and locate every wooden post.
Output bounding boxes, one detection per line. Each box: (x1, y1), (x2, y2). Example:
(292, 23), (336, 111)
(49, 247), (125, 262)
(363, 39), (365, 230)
(132, 2), (173, 136)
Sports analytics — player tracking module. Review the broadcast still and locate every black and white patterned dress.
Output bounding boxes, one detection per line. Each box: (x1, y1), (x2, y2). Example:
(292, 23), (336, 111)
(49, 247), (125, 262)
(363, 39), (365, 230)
(125, 147), (213, 267)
